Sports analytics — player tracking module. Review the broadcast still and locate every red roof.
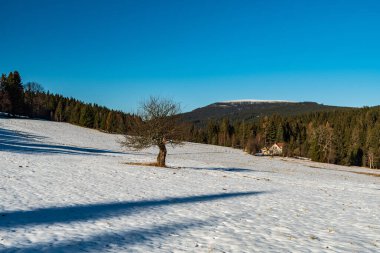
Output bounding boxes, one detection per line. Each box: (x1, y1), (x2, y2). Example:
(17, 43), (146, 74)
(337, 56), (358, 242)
(275, 143), (285, 148)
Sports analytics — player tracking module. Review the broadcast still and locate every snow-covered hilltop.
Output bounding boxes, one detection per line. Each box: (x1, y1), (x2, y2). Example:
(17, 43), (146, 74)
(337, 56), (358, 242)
(0, 118), (379, 252)
(182, 99), (338, 123)
(220, 99), (296, 104)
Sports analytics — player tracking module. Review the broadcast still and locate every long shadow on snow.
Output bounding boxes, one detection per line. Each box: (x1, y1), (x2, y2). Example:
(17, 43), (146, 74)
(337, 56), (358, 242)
(0, 191), (265, 229)
(1, 218), (217, 253)
(184, 167), (255, 173)
(0, 127), (124, 155)
(170, 151), (228, 155)
(175, 166), (267, 173)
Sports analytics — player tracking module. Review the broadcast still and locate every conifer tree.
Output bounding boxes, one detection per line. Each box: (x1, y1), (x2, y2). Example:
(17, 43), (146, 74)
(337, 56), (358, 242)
(54, 100), (64, 122)
(0, 74), (11, 113)
(6, 71), (24, 116)
(79, 105), (94, 128)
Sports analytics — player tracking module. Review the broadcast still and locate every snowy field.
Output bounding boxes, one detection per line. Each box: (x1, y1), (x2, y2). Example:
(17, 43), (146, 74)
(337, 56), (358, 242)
(0, 118), (379, 253)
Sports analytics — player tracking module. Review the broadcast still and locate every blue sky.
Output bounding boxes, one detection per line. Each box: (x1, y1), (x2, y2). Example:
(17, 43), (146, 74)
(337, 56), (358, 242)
(1, 0), (380, 112)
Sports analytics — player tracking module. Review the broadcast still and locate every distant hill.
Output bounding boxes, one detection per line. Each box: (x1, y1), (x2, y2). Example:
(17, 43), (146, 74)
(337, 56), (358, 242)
(182, 100), (347, 123)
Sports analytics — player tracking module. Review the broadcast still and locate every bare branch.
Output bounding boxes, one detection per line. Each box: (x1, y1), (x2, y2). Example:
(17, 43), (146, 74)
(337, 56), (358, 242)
(121, 97), (184, 167)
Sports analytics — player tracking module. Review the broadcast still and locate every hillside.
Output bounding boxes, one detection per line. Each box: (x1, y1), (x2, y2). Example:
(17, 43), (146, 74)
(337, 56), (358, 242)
(0, 118), (379, 252)
(182, 100), (346, 123)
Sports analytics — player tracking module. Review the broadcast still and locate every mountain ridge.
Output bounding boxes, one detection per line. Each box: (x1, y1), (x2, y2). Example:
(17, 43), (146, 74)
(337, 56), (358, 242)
(182, 100), (349, 123)
(219, 99), (296, 104)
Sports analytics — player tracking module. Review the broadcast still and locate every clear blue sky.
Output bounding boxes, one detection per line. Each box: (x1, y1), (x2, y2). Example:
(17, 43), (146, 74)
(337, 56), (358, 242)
(1, 0), (379, 112)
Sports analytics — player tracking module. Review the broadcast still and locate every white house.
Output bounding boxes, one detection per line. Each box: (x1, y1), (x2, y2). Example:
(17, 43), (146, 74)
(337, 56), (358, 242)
(269, 143), (284, 156)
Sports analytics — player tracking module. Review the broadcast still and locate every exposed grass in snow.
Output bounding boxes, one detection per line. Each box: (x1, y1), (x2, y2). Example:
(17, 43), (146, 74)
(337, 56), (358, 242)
(353, 171), (380, 178)
(0, 118), (379, 252)
(124, 162), (162, 167)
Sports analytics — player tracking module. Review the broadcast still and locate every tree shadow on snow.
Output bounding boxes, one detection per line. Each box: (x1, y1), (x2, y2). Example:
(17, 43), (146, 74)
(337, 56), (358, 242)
(176, 166), (256, 173)
(0, 127), (124, 155)
(1, 218), (216, 253)
(0, 191), (265, 229)
(0, 191), (266, 252)
(170, 151), (228, 155)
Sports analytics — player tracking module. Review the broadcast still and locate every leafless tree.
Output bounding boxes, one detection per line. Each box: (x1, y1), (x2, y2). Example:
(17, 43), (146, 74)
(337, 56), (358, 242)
(121, 97), (184, 167)
(24, 82), (44, 117)
(314, 122), (335, 163)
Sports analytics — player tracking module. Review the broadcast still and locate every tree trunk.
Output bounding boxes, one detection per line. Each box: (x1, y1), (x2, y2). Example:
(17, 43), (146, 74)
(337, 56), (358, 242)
(157, 143), (167, 167)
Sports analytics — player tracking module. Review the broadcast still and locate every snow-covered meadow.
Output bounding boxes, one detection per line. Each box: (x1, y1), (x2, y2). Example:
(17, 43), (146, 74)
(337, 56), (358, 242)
(0, 118), (379, 252)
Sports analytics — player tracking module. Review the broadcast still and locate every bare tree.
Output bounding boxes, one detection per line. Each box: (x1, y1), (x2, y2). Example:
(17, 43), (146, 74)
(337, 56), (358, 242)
(121, 97), (184, 167)
(314, 122), (335, 163)
(24, 82), (44, 117)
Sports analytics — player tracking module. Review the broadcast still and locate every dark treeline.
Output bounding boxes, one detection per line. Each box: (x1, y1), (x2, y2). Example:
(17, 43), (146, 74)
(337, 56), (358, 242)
(186, 107), (380, 169)
(0, 71), (137, 133)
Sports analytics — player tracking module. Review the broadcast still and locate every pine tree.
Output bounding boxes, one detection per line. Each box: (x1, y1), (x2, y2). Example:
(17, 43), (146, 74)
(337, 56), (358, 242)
(6, 71), (24, 116)
(70, 103), (81, 124)
(0, 74), (11, 113)
(105, 111), (114, 132)
(79, 105), (94, 128)
(54, 100), (64, 122)
(266, 121), (277, 146)
(93, 112), (100, 129)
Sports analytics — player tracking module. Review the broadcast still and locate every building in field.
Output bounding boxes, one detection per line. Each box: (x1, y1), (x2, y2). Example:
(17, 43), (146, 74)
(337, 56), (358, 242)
(269, 143), (284, 156)
(256, 143), (284, 156)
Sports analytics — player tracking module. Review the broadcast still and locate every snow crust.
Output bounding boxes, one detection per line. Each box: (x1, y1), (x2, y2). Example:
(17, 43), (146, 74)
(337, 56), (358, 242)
(0, 118), (379, 252)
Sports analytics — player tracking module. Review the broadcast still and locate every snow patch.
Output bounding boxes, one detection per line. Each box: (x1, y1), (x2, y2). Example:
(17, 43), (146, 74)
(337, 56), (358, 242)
(220, 99), (296, 104)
